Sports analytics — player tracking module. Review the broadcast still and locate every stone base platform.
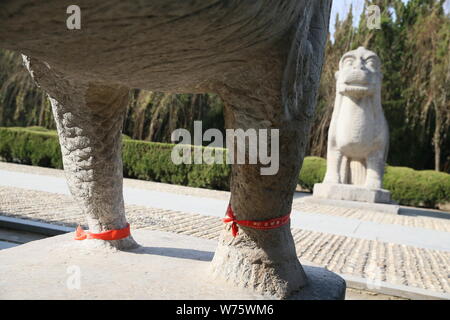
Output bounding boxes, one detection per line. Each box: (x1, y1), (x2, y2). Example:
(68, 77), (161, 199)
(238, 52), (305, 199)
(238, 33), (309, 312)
(313, 183), (392, 204)
(311, 183), (398, 214)
(0, 229), (345, 300)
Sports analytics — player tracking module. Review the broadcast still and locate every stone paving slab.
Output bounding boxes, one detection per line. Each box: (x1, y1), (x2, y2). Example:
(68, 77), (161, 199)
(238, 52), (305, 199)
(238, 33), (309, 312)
(0, 185), (449, 296)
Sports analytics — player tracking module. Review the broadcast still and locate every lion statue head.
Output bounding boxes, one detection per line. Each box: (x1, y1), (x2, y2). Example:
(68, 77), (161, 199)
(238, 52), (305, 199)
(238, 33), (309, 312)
(335, 46), (382, 100)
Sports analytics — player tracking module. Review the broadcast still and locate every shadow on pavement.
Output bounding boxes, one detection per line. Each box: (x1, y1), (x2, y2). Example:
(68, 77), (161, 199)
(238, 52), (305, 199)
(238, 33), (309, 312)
(132, 246), (214, 261)
(399, 207), (450, 220)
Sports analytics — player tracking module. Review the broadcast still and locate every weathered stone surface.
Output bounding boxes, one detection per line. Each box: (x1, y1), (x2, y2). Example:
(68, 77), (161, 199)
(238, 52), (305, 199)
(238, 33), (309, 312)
(0, 1), (320, 94)
(0, 0), (332, 298)
(313, 183), (392, 204)
(0, 229), (345, 300)
(322, 47), (389, 190)
(210, 1), (332, 298)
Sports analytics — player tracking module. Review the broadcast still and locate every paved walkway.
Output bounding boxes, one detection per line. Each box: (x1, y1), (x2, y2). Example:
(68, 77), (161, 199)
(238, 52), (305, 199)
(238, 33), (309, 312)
(0, 162), (449, 296)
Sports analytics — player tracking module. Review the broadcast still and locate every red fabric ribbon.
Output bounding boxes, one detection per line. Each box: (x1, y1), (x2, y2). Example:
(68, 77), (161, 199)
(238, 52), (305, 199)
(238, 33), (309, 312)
(223, 204), (291, 237)
(74, 223), (131, 241)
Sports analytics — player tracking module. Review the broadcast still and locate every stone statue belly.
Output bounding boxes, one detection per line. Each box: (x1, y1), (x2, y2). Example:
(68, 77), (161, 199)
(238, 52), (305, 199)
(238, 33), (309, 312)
(336, 105), (376, 159)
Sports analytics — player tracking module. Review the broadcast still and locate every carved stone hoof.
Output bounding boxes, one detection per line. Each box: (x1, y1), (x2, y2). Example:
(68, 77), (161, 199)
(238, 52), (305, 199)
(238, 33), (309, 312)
(76, 236), (140, 251)
(111, 236), (140, 251)
(210, 233), (307, 299)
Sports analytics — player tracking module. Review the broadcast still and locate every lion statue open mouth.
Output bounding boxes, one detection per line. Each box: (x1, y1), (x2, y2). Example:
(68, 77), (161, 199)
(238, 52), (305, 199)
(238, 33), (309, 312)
(324, 46), (389, 189)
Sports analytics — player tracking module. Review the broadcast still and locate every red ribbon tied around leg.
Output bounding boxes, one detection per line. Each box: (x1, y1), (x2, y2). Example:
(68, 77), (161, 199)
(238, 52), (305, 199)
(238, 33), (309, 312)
(74, 223), (131, 241)
(223, 204), (291, 237)
(223, 204), (239, 237)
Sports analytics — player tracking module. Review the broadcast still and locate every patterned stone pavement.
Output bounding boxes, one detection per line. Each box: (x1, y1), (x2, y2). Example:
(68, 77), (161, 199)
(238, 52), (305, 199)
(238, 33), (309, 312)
(0, 164), (449, 296)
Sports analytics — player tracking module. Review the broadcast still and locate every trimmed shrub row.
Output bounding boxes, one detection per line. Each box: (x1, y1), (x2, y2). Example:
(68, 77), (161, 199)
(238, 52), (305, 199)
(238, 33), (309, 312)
(0, 126), (230, 191)
(122, 140), (230, 190)
(0, 126), (62, 169)
(0, 126), (449, 209)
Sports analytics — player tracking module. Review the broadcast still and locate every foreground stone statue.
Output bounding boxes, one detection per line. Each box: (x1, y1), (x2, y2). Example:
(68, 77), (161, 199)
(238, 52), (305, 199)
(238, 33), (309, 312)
(0, 1), (336, 298)
(315, 47), (391, 203)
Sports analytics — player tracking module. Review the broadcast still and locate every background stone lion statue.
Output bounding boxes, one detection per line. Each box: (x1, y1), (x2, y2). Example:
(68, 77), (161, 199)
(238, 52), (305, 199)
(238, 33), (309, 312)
(323, 46), (389, 189)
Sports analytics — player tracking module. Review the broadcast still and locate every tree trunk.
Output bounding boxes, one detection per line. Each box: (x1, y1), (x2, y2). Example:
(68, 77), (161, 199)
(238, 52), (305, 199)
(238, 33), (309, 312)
(434, 104), (442, 171)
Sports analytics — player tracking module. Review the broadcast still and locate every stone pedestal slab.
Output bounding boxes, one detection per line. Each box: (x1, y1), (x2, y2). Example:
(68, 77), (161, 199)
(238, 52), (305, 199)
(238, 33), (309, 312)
(0, 229), (345, 300)
(313, 183), (392, 204)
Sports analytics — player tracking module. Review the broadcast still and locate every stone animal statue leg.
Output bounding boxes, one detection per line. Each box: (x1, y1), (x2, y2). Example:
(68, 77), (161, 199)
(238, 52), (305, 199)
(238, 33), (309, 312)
(323, 97), (343, 184)
(323, 149), (343, 184)
(23, 56), (137, 250)
(211, 88), (308, 298)
(365, 151), (385, 189)
(211, 0), (331, 298)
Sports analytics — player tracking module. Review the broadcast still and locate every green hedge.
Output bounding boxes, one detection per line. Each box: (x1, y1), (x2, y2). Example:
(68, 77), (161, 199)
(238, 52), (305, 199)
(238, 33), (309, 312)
(298, 156), (327, 191)
(0, 126), (230, 190)
(0, 127), (62, 169)
(122, 140), (230, 190)
(1, 126), (449, 209)
(383, 166), (450, 208)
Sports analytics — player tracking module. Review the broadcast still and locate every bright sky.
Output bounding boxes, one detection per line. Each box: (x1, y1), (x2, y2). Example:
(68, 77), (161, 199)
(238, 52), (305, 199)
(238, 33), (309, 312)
(329, 0), (450, 39)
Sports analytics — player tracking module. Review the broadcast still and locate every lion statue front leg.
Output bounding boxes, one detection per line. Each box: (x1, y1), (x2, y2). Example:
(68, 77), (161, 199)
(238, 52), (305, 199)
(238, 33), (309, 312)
(365, 151), (385, 189)
(323, 149), (343, 184)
